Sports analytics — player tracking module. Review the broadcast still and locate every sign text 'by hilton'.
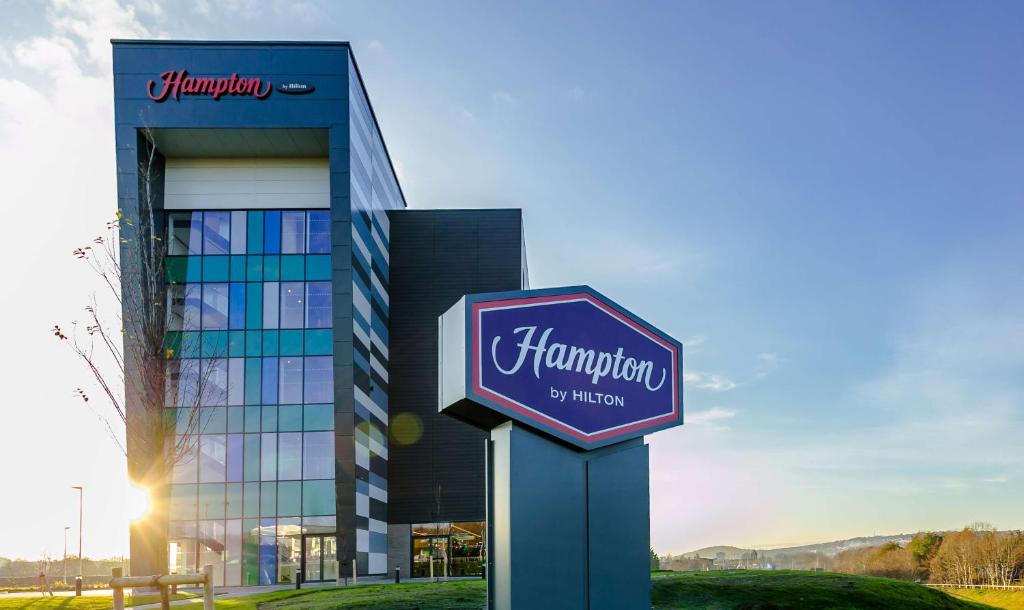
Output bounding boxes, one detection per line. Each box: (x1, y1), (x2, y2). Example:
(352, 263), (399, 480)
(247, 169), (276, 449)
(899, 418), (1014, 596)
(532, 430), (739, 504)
(439, 286), (683, 450)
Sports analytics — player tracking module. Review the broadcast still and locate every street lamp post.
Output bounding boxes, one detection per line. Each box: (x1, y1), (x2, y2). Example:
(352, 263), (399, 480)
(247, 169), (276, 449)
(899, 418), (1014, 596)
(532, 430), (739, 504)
(63, 526), (70, 586)
(72, 486), (83, 596)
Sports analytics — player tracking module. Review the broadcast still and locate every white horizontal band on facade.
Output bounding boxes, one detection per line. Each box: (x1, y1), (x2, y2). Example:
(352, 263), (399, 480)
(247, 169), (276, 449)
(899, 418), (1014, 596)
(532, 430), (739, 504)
(164, 157), (330, 210)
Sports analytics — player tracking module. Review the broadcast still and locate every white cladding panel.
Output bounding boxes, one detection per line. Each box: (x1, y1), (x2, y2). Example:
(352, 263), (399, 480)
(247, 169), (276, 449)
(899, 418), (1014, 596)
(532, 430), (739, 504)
(164, 158), (330, 209)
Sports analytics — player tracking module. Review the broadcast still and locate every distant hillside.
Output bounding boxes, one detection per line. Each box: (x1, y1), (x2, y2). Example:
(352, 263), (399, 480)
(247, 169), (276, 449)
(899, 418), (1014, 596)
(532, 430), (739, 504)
(688, 534), (915, 560)
(686, 546), (751, 560)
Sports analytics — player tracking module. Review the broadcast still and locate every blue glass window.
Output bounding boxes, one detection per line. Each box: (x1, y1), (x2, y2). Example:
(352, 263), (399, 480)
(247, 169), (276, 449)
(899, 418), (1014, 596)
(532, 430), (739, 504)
(197, 494), (224, 523)
(281, 211), (305, 254)
(304, 329), (331, 355)
(202, 284), (229, 330)
(307, 212), (330, 254)
(226, 483), (243, 518)
(229, 284), (246, 330)
(280, 256), (304, 281)
(261, 435), (277, 482)
(243, 436), (260, 480)
(228, 406), (244, 433)
(261, 405), (278, 432)
(228, 358), (244, 406)
(230, 211), (247, 255)
(278, 433), (302, 480)
(302, 480), (334, 516)
(261, 357), (278, 404)
(230, 256), (247, 281)
(258, 519), (275, 584)
(184, 285), (202, 331)
(263, 256), (280, 282)
(277, 484), (301, 516)
(199, 434), (226, 483)
(201, 358), (229, 406)
(279, 357), (303, 404)
(305, 256), (330, 281)
(278, 405), (302, 432)
(263, 283), (279, 329)
(264, 211), (281, 254)
(226, 434), (244, 482)
(200, 331), (228, 359)
(229, 330), (245, 357)
(279, 330), (303, 356)
(202, 256), (230, 282)
(280, 282), (304, 329)
(246, 283), (263, 330)
(302, 432), (333, 479)
(303, 404), (333, 431)
(168, 212), (202, 256)
(303, 357), (333, 403)
(262, 330), (279, 356)
(244, 358), (261, 405)
(203, 211), (231, 255)
(247, 211), (264, 255)
(305, 282), (331, 328)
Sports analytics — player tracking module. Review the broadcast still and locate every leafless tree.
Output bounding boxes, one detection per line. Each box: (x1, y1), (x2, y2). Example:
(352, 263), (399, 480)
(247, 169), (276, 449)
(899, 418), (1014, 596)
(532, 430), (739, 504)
(53, 128), (217, 573)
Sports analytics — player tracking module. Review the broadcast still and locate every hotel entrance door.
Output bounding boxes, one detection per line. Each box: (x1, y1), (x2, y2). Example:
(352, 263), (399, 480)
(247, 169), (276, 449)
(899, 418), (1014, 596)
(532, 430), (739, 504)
(301, 535), (337, 582)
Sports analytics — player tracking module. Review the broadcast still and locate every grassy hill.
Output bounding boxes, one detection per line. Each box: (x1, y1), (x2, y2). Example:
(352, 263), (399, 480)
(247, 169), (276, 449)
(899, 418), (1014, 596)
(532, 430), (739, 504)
(651, 571), (991, 609)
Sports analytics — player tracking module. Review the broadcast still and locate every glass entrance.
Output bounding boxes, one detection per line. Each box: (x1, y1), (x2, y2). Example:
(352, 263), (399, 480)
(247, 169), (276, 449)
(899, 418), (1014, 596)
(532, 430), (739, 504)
(301, 535), (335, 582)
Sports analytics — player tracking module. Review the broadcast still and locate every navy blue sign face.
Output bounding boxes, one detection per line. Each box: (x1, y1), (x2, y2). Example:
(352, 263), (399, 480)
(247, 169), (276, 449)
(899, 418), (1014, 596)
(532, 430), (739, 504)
(277, 82), (316, 94)
(467, 286), (683, 449)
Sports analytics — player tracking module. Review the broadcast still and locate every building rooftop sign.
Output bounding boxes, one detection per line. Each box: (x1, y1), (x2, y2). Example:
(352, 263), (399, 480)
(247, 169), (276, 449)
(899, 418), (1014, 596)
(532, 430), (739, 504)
(147, 69), (273, 102)
(439, 286), (683, 450)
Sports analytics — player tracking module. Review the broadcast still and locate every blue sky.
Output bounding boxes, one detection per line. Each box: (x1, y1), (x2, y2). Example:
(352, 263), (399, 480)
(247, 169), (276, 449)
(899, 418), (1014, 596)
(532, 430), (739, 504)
(0, 0), (1021, 559)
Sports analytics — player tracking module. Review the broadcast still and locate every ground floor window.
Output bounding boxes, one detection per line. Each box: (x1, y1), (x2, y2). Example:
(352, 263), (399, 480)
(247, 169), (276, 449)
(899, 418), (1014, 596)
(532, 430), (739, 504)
(411, 522), (485, 577)
(168, 516), (336, 586)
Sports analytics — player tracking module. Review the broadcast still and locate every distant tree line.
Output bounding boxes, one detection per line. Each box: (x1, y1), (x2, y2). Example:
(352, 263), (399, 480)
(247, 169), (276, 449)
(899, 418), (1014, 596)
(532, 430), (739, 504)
(831, 524), (1024, 585)
(0, 556), (124, 578)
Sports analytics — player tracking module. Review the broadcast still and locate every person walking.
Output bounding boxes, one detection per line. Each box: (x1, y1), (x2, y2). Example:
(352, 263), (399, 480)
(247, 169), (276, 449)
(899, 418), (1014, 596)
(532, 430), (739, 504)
(38, 570), (53, 597)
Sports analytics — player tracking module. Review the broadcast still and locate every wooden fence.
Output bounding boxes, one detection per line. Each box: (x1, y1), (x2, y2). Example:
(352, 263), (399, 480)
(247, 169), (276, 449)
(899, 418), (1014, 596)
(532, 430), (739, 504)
(109, 565), (213, 610)
(927, 583), (1024, 590)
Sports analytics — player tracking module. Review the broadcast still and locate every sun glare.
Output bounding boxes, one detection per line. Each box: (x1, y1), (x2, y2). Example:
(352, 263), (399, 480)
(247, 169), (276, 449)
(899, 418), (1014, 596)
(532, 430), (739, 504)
(126, 483), (151, 522)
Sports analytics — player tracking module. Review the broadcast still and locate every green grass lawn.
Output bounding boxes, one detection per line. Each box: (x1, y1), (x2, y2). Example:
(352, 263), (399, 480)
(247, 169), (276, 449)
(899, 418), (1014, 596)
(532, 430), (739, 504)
(0, 592), (198, 610)
(213, 581), (485, 610)
(945, 589), (1024, 610)
(2, 571), (1018, 610)
(650, 570), (992, 609)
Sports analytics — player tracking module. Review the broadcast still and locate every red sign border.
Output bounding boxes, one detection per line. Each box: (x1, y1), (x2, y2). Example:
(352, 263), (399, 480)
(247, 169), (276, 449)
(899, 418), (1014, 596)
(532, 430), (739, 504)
(471, 292), (680, 444)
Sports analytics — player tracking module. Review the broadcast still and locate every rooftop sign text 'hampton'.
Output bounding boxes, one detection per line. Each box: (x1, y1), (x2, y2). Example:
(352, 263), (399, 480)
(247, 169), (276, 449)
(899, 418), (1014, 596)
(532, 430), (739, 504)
(439, 286), (684, 450)
(147, 69), (273, 102)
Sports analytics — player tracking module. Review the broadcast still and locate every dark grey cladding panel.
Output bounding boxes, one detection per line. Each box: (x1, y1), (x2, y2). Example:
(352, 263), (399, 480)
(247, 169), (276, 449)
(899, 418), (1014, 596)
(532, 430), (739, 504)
(386, 208), (526, 524)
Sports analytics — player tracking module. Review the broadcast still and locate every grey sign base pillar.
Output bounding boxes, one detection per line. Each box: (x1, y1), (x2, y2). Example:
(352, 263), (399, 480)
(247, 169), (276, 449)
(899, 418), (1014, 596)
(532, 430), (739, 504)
(486, 422), (650, 610)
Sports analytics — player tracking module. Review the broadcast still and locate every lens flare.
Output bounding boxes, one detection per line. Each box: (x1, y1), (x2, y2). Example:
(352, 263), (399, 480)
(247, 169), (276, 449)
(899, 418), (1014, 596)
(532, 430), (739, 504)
(126, 483), (151, 522)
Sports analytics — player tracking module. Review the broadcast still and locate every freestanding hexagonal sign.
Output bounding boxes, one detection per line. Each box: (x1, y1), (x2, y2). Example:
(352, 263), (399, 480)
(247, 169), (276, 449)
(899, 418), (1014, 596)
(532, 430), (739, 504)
(439, 286), (684, 450)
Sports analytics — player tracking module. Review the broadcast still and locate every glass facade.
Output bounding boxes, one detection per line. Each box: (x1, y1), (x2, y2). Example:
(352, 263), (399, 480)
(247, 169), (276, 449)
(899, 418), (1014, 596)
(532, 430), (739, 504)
(411, 522), (485, 577)
(165, 210), (336, 586)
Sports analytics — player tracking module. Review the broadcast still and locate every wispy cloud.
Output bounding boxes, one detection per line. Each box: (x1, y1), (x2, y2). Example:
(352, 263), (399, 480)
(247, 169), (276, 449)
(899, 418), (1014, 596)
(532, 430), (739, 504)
(684, 370), (737, 392)
(686, 407), (737, 426)
(754, 352), (781, 378)
(490, 89), (518, 107)
(276, 1), (322, 24)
